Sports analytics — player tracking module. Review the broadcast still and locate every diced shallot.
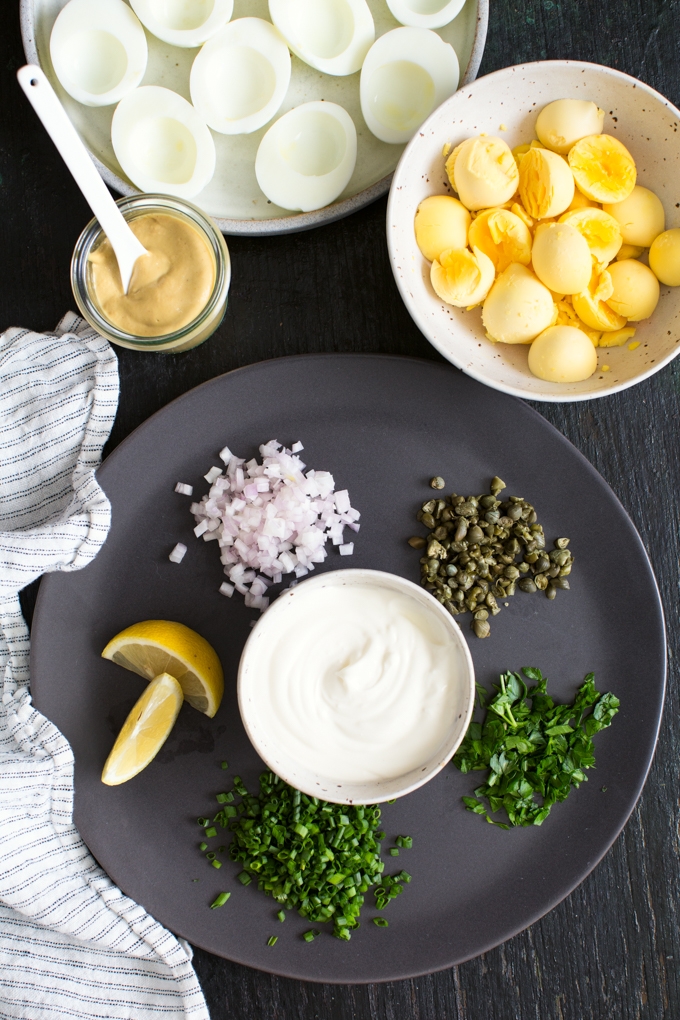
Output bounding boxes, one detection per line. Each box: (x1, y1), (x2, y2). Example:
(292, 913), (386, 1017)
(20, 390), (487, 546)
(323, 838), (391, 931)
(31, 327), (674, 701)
(189, 440), (359, 611)
(175, 482), (193, 496)
(169, 543), (187, 563)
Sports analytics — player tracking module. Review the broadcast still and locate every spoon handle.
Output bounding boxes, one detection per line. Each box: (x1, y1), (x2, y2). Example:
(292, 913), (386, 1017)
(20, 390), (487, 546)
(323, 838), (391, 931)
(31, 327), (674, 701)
(17, 64), (147, 293)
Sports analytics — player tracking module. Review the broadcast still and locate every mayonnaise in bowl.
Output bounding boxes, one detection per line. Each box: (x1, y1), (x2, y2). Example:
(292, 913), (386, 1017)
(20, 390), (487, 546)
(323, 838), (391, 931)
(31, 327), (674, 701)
(238, 568), (475, 804)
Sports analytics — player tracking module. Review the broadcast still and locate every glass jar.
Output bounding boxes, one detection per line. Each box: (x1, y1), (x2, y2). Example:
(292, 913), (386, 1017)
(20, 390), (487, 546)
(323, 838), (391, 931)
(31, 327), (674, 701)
(71, 193), (230, 353)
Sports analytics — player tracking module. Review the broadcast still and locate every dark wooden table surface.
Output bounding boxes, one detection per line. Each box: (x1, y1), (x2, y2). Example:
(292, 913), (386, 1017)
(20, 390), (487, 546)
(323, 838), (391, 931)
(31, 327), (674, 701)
(2, 2), (679, 1018)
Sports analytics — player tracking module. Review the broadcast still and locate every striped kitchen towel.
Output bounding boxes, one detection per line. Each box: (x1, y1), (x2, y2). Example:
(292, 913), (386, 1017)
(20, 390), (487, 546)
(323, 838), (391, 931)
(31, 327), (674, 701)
(0, 314), (209, 1019)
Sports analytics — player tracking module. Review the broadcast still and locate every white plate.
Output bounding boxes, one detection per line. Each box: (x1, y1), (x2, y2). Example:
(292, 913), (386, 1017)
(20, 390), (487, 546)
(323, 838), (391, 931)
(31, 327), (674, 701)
(21, 0), (487, 235)
(387, 60), (680, 402)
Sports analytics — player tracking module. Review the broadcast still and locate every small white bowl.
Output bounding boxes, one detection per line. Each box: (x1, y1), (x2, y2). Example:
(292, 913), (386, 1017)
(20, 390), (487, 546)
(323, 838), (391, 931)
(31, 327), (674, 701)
(50, 0), (147, 107)
(386, 0), (466, 30)
(387, 60), (680, 402)
(238, 568), (475, 805)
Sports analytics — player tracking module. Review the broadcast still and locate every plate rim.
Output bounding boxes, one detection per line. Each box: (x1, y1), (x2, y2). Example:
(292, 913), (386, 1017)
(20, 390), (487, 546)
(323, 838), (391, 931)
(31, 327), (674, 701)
(19, 0), (488, 236)
(30, 353), (667, 982)
(386, 59), (680, 403)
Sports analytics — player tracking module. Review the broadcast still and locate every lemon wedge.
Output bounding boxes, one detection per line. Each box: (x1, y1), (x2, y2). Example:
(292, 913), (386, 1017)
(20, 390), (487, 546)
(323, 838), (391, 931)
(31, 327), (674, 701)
(102, 620), (224, 717)
(101, 673), (183, 786)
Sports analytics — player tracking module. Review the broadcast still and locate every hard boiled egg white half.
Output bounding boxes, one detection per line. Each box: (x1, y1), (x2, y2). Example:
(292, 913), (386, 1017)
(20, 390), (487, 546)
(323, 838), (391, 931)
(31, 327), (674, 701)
(112, 86), (216, 199)
(129, 0), (234, 48)
(255, 101), (357, 212)
(269, 0), (374, 76)
(386, 0), (466, 30)
(190, 19), (291, 135)
(50, 0), (147, 107)
(360, 27), (459, 144)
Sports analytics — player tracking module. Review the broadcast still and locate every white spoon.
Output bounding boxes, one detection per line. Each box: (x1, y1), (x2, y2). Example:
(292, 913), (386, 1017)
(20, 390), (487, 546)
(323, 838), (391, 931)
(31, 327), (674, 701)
(17, 64), (148, 294)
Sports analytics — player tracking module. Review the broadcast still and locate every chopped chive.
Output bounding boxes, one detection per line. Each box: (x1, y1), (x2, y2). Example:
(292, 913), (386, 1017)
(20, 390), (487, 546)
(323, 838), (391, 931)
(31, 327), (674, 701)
(376, 830), (386, 840)
(211, 859), (222, 869)
(389, 848), (400, 856)
(217, 845), (226, 853)
(204, 826), (217, 839)
(395, 836), (413, 849)
(386, 799), (396, 805)
(277, 910), (286, 923)
(267, 936), (278, 947)
(302, 929), (319, 942)
(221, 761), (229, 769)
(373, 917), (389, 927)
(334, 927), (351, 941)
(210, 892), (230, 909)
(199, 842), (208, 851)
(206, 852), (216, 861)
(237, 871), (252, 886)
(197, 817), (209, 827)
(398, 870), (412, 883)
(191, 879), (199, 883)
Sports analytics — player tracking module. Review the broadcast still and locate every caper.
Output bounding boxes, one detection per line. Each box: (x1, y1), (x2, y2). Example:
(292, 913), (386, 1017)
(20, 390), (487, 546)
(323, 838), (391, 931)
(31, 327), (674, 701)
(441, 508), (453, 522)
(427, 540), (447, 559)
(518, 578), (537, 593)
(546, 584), (557, 600)
(445, 563), (458, 577)
(479, 495), (496, 509)
(422, 512), (435, 529)
(408, 536), (426, 549)
(474, 609), (489, 621)
(454, 520), (468, 542)
(555, 537), (570, 549)
(505, 537), (521, 556)
(427, 557), (439, 571)
(467, 525), (484, 544)
(484, 509), (501, 525)
(506, 504), (523, 521)
(473, 618), (491, 638)
(553, 577), (570, 590)
(445, 601), (460, 615)
(534, 574), (548, 591)
(465, 596), (478, 611)
(547, 564), (560, 578)
(490, 476), (506, 495)
(559, 565), (572, 576)
(441, 586), (452, 600)
(524, 551), (539, 564)
(552, 549), (571, 567)
(456, 502), (477, 517)
(453, 590), (465, 603)
(430, 476), (446, 490)
(458, 573), (473, 591)
(504, 565), (520, 580)
(422, 500), (436, 514)
(534, 553), (550, 573)
(432, 525), (447, 541)
(505, 582), (516, 596)
(518, 562), (530, 574)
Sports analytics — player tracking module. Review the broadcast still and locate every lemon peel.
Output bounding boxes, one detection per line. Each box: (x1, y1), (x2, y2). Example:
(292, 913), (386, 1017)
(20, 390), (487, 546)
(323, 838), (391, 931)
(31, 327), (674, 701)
(102, 620), (224, 717)
(101, 673), (183, 786)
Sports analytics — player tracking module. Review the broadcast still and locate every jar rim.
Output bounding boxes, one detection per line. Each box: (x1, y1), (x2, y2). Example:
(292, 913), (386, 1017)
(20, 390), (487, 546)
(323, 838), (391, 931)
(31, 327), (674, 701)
(71, 193), (230, 349)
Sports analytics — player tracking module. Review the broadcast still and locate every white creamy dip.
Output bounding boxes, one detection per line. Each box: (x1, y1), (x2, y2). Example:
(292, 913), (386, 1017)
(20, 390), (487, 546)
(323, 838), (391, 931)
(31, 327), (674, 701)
(243, 580), (465, 785)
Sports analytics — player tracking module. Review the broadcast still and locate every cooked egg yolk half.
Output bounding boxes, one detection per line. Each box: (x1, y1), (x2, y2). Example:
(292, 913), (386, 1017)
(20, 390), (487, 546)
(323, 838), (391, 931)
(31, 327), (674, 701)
(568, 134), (636, 204)
(535, 99), (605, 156)
(531, 221), (592, 294)
(528, 324), (598, 382)
(603, 185), (665, 247)
(414, 194), (471, 262)
(468, 207), (532, 273)
(606, 259), (660, 320)
(572, 266), (628, 331)
(649, 228), (680, 286)
(430, 245), (495, 307)
(518, 147), (575, 219)
(558, 207), (622, 265)
(447, 136), (519, 211)
(482, 262), (556, 344)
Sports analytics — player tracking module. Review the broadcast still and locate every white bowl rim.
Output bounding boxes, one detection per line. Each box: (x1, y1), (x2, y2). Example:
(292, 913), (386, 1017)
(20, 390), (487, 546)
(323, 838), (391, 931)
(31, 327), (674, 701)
(386, 58), (680, 403)
(237, 567), (476, 805)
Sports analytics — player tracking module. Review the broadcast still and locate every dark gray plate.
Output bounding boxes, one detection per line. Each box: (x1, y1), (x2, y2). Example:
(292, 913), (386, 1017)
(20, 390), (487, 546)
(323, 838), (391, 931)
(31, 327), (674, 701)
(30, 355), (666, 983)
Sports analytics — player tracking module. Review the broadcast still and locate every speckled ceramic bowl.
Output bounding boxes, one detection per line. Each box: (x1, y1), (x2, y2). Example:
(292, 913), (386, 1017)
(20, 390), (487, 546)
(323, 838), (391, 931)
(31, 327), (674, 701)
(387, 60), (680, 401)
